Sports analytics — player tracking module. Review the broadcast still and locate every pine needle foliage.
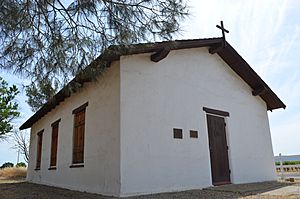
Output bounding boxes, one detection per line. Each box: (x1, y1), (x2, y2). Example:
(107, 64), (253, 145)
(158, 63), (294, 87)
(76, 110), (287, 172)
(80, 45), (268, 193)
(0, 77), (20, 138)
(0, 0), (188, 111)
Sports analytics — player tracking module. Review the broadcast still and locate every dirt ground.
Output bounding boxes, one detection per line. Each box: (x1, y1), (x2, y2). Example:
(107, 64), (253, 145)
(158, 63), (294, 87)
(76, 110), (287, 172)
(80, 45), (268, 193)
(0, 179), (300, 199)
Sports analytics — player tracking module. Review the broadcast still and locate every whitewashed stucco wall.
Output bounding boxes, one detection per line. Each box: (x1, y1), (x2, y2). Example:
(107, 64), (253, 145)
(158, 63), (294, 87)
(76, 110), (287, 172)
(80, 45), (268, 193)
(27, 62), (121, 196)
(26, 47), (276, 197)
(119, 48), (276, 196)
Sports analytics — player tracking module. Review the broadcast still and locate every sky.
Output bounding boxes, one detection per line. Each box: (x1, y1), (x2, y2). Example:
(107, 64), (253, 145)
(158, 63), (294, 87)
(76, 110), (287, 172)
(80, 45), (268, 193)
(1, 0), (300, 165)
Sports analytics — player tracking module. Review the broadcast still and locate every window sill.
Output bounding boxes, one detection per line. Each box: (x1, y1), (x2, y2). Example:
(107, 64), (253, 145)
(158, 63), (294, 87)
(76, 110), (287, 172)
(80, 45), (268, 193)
(48, 166), (57, 170)
(69, 164), (84, 168)
(34, 168), (40, 171)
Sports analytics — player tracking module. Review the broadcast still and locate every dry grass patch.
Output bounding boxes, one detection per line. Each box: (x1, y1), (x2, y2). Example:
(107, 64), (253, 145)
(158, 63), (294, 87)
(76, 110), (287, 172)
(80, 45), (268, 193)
(0, 167), (27, 180)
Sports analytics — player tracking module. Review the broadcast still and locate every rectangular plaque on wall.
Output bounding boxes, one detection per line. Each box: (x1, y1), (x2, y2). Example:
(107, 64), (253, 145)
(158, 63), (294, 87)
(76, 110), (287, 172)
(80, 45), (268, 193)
(190, 130), (198, 138)
(173, 128), (183, 139)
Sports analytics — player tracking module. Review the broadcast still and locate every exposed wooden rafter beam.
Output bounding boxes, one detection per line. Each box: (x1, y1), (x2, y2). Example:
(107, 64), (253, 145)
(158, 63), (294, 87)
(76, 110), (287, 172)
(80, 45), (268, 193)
(150, 47), (170, 62)
(252, 86), (267, 96)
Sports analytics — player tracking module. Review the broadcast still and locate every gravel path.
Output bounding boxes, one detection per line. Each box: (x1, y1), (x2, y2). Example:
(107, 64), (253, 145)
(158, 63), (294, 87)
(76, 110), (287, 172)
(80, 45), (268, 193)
(0, 180), (299, 199)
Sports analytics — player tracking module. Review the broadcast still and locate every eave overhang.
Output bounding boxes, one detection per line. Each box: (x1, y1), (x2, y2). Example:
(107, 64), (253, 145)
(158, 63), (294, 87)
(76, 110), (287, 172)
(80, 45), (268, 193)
(20, 38), (285, 130)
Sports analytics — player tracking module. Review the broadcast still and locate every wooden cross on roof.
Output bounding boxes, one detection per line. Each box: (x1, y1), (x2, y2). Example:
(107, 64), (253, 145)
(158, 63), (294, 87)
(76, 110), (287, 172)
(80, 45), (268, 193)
(216, 21), (229, 46)
(209, 21), (229, 54)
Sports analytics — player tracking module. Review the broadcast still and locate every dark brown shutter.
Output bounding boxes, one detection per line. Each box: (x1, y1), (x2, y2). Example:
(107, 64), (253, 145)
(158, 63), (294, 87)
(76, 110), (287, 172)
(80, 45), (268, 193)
(50, 120), (60, 167)
(36, 130), (43, 169)
(72, 109), (85, 164)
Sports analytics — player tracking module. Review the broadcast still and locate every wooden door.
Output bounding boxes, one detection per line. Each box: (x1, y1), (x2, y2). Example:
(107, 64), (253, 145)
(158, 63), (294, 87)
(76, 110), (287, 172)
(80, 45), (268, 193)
(206, 114), (231, 185)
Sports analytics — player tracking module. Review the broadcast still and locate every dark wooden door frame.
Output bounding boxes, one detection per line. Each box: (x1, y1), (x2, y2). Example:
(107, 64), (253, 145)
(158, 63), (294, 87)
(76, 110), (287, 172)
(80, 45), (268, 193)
(204, 107), (231, 186)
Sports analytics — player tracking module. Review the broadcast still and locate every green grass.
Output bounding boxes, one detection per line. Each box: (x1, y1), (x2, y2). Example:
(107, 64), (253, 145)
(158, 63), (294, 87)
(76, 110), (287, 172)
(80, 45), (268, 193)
(275, 161), (300, 166)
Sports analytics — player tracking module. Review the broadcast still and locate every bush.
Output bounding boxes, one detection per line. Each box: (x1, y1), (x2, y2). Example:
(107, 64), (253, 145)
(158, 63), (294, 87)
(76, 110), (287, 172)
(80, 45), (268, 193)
(16, 162), (26, 168)
(0, 162), (14, 169)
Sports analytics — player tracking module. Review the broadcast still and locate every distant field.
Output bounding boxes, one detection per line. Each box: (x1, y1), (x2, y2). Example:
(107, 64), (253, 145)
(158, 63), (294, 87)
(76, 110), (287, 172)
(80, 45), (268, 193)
(0, 167), (26, 180)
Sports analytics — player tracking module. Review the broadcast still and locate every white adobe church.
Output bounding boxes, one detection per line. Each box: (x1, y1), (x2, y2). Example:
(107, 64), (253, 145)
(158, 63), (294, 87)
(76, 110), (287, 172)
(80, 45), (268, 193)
(20, 35), (285, 197)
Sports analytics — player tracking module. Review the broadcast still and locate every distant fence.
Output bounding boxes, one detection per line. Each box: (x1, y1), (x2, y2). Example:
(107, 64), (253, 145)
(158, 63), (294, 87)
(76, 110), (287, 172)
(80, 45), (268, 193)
(276, 153), (300, 180)
(276, 164), (300, 172)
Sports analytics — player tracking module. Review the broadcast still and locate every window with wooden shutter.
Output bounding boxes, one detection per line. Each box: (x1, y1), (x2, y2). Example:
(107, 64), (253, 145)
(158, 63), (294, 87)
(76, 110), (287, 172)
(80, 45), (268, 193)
(49, 119), (60, 169)
(36, 130), (44, 170)
(71, 102), (88, 165)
